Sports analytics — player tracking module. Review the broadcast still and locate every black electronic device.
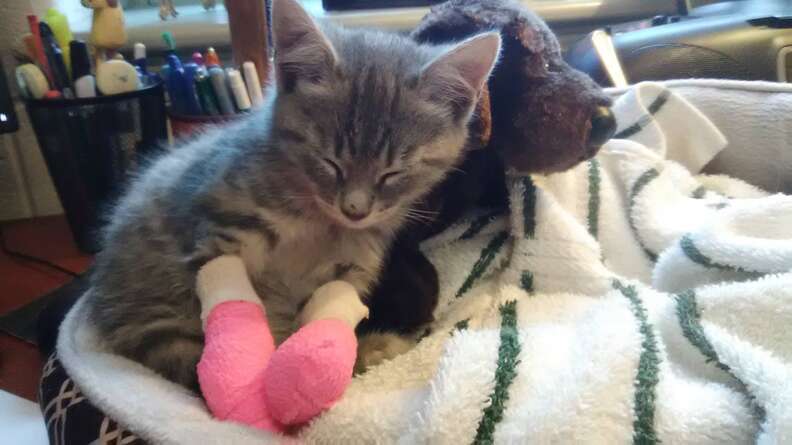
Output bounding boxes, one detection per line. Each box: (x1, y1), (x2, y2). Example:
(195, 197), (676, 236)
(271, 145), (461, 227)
(566, 0), (792, 86)
(0, 59), (20, 134)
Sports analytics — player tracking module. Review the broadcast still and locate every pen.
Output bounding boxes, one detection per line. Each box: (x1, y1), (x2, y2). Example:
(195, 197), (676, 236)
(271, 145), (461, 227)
(39, 22), (73, 98)
(70, 40), (96, 98)
(45, 8), (74, 77)
(242, 61), (264, 108)
(27, 15), (53, 87)
(208, 66), (235, 115)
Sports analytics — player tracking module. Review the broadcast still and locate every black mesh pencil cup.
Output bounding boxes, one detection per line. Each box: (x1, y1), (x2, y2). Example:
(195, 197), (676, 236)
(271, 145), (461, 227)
(25, 82), (167, 253)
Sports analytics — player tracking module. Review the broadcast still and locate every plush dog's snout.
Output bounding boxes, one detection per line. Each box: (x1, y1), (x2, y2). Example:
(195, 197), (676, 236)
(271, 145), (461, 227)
(588, 106), (617, 148)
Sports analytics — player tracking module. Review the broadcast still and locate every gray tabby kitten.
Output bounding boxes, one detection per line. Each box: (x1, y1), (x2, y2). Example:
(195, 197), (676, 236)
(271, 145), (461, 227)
(85, 0), (500, 390)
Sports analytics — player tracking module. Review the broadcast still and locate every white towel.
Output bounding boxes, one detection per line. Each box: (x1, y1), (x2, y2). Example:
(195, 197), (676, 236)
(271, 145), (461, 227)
(58, 80), (792, 444)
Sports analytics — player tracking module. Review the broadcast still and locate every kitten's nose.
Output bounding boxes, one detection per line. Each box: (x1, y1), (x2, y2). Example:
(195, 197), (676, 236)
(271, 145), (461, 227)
(341, 190), (372, 221)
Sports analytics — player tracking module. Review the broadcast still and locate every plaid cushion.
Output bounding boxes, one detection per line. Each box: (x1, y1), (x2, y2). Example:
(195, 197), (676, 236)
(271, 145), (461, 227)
(39, 354), (146, 445)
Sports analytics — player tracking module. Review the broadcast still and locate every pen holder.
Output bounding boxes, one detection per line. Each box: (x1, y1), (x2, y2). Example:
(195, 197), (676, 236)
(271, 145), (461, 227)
(25, 82), (167, 253)
(168, 110), (243, 140)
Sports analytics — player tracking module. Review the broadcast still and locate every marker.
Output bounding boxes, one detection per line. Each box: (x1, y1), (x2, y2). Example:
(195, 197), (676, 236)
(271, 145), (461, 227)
(27, 15), (53, 86)
(166, 54), (201, 115)
(205, 47), (221, 67)
(133, 43), (148, 74)
(45, 8), (74, 77)
(39, 22), (73, 98)
(190, 52), (207, 77)
(195, 74), (220, 115)
(242, 61), (264, 108)
(132, 42), (157, 86)
(182, 62), (204, 115)
(162, 32), (177, 56)
(70, 41), (96, 98)
(208, 66), (234, 115)
(227, 68), (251, 112)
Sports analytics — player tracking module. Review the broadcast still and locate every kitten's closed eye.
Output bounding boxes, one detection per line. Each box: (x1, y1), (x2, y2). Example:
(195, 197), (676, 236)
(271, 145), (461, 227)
(378, 171), (404, 188)
(322, 158), (345, 182)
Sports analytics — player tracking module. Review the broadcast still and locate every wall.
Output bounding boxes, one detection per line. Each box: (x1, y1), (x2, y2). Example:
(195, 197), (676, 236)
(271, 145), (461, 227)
(0, 0), (62, 221)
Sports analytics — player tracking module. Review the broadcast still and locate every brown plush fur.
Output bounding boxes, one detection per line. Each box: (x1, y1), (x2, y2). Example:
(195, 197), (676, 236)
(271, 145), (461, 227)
(360, 0), (615, 355)
(412, 0), (614, 173)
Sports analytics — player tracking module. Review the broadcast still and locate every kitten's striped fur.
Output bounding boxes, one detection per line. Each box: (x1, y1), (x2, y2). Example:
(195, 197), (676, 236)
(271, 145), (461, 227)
(85, 0), (500, 389)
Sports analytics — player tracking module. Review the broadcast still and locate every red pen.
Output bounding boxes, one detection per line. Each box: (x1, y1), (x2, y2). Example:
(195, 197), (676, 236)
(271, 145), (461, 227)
(27, 15), (54, 86)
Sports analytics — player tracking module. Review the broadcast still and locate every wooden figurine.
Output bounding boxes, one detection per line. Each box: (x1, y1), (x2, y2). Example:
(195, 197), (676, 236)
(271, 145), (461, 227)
(81, 0), (128, 64)
(155, 0), (217, 21)
(159, 0), (177, 20)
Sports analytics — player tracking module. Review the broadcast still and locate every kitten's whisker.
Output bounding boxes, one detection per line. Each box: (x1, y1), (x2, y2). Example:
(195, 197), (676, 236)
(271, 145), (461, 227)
(406, 208), (439, 217)
(403, 209), (436, 224)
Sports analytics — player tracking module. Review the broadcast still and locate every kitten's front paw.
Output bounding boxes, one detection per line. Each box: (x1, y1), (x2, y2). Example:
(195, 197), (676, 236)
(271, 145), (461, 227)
(355, 332), (414, 374)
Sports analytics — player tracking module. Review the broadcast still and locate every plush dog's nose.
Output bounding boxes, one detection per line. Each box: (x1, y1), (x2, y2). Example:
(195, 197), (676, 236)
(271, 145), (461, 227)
(588, 106), (617, 147)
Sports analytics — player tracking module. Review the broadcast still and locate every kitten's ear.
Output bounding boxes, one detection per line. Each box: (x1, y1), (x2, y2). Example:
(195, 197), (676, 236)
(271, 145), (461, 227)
(420, 32), (501, 121)
(271, 0), (337, 91)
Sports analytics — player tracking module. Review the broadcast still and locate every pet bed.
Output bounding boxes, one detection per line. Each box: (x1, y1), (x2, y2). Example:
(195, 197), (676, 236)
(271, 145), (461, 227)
(43, 79), (792, 444)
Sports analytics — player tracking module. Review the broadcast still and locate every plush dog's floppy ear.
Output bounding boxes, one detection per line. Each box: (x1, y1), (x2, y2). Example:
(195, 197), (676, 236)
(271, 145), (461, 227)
(420, 32), (501, 121)
(270, 0), (337, 92)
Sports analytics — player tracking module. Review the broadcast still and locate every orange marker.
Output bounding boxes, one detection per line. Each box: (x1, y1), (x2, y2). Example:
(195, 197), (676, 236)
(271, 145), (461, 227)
(205, 47), (221, 67)
(27, 15), (54, 86)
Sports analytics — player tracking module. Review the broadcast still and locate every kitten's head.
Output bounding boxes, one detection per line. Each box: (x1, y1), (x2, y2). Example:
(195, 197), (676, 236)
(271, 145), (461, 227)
(268, 0), (500, 230)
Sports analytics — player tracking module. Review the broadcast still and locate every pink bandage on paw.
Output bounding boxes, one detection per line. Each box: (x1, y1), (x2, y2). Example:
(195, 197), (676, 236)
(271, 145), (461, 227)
(263, 319), (358, 426)
(197, 300), (282, 432)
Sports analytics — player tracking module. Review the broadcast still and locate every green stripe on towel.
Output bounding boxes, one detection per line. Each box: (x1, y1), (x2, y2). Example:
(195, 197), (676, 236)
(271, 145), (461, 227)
(456, 231), (510, 298)
(520, 271), (534, 293)
(460, 209), (506, 241)
(614, 91), (671, 140)
(613, 281), (661, 445)
(679, 235), (731, 271)
(628, 169), (660, 262)
(675, 290), (766, 421)
(587, 159), (602, 239)
(522, 177), (537, 239)
(679, 234), (763, 276)
(474, 300), (521, 445)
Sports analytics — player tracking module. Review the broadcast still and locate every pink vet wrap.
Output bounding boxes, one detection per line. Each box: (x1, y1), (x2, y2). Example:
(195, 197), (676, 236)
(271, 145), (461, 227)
(264, 319), (358, 425)
(197, 301), (281, 432)
(197, 301), (358, 433)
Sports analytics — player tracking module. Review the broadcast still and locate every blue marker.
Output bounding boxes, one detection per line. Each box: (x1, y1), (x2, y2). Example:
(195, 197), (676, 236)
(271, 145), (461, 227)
(133, 42), (159, 85)
(166, 54), (201, 115)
